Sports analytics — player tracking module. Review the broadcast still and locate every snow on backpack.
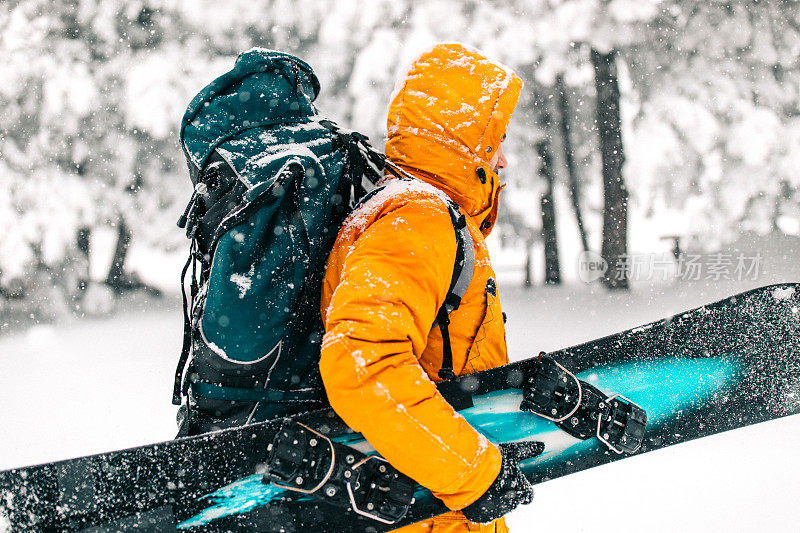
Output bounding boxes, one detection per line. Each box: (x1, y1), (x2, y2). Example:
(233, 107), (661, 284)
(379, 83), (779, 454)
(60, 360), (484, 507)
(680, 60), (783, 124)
(174, 48), (473, 434)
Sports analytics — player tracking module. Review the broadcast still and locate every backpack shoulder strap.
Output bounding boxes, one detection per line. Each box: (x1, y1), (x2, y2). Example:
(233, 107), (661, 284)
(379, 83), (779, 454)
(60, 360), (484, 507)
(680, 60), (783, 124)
(323, 138), (476, 382)
(435, 199), (474, 381)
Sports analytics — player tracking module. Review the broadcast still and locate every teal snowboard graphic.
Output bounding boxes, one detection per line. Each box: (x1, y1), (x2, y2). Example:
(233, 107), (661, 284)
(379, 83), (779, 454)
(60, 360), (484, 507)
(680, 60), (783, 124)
(0, 284), (798, 532)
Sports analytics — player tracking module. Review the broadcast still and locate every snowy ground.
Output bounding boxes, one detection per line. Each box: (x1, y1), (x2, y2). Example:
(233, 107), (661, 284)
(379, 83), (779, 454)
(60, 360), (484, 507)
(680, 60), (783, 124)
(1, 268), (799, 531)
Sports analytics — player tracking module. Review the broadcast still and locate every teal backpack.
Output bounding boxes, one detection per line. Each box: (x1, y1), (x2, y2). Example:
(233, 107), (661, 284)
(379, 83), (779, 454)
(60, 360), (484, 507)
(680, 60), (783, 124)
(174, 49), (473, 435)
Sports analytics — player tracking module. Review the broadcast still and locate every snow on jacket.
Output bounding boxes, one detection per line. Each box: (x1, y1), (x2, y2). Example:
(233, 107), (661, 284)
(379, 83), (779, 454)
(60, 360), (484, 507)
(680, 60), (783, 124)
(320, 43), (522, 533)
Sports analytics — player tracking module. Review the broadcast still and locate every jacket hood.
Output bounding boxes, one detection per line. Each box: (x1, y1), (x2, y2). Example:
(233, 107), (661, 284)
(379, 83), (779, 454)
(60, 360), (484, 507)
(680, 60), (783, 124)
(180, 48), (320, 176)
(385, 42), (522, 234)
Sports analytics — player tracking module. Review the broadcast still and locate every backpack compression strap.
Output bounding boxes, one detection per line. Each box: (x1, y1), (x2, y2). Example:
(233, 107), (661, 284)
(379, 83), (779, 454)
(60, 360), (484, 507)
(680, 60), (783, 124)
(317, 119), (383, 196)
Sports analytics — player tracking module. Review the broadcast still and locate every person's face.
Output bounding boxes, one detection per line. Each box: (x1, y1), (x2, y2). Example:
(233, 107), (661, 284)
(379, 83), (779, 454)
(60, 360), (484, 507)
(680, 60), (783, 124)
(490, 141), (507, 172)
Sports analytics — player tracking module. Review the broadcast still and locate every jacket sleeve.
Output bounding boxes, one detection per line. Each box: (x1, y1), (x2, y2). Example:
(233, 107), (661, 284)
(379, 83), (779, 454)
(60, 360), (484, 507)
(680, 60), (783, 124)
(319, 199), (502, 511)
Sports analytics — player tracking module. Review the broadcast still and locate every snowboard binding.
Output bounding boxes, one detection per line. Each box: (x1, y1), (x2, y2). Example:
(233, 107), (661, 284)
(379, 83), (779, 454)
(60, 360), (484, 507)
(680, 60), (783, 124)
(264, 421), (415, 524)
(521, 353), (647, 454)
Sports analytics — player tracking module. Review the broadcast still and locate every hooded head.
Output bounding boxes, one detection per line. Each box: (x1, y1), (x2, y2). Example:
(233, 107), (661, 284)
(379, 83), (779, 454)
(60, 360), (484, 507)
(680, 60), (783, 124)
(385, 43), (523, 234)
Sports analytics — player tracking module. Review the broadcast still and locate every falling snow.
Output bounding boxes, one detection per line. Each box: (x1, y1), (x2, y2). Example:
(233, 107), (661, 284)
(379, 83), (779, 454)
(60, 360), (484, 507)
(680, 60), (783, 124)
(1, 2), (800, 532)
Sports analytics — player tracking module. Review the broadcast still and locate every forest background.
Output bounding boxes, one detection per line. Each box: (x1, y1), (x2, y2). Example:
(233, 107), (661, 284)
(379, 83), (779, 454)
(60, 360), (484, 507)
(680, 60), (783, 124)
(2, 0), (799, 317)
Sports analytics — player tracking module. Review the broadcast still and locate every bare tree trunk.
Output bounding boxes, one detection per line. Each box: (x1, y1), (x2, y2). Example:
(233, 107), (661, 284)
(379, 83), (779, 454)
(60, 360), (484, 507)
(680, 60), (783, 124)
(105, 217), (132, 293)
(556, 73), (590, 253)
(592, 49), (629, 290)
(535, 90), (561, 285)
(540, 190), (560, 285)
(524, 241), (533, 288)
(76, 226), (91, 295)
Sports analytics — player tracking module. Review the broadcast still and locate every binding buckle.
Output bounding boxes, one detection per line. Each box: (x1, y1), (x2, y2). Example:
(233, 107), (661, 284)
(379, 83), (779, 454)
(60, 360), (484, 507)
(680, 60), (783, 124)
(521, 353), (583, 422)
(596, 394), (647, 454)
(522, 355), (647, 455)
(264, 421), (415, 524)
(346, 456), (416, 525)
(265, 422), (336, 494)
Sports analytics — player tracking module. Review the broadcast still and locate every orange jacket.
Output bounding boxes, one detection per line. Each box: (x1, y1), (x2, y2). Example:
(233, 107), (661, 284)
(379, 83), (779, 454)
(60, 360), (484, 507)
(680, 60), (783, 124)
(320, 43), (522, 532)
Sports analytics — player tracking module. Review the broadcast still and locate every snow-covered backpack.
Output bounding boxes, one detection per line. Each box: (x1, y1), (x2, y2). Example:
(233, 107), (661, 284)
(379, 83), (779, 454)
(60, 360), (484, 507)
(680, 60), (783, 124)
(174, 49), (473, 435)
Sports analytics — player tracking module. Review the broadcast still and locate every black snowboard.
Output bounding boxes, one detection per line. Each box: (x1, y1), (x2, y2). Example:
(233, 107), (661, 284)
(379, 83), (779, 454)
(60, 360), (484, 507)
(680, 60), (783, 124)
(1, 283), (799, 532)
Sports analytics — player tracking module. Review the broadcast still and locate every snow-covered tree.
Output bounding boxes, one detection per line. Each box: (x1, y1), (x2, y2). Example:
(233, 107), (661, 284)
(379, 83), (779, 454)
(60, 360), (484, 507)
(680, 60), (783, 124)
(3, 0), (800, 313)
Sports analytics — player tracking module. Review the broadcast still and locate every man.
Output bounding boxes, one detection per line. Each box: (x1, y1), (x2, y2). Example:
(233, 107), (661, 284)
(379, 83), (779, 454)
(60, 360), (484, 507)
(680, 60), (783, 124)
(320, 43), (528, 532)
